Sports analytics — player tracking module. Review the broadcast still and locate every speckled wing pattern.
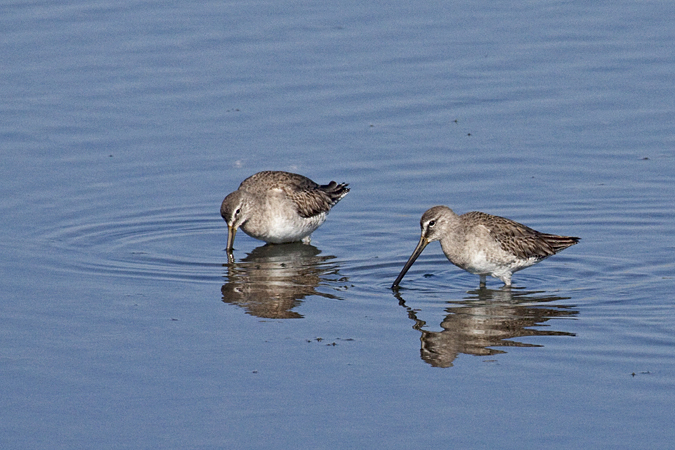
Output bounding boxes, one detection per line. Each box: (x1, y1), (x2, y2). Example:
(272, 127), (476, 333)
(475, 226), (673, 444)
(240, 171), (349, 219)
(290, 180), (350, 218)
(465, 211), (579, 260)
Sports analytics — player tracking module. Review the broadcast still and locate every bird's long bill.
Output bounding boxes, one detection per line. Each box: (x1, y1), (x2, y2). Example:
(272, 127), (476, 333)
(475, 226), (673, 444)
(226, 225), (237, 252)
(391, 236), (429, 288)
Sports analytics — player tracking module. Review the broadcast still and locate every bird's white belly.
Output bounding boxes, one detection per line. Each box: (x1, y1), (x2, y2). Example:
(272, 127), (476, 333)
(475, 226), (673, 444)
(463, 249), (537, 276)
(243, 212), (327, 244)
(463, 250), (500, 275)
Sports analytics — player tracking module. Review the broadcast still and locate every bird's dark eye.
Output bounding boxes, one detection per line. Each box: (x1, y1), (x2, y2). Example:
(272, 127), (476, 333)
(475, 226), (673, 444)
(234, 208), (241, 216)
(428, 220), (436, 227)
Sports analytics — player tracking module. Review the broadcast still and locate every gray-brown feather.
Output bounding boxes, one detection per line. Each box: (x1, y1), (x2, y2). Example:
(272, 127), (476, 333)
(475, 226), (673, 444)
(463, 211), (580, 260)
(239, 171), (349, 219)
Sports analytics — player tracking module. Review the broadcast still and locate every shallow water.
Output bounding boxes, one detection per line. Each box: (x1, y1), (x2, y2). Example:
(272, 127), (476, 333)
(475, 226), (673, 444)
(2, 0), (675, 448)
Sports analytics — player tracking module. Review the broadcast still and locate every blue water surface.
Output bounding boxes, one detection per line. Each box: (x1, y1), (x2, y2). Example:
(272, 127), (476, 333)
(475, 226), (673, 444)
(1, 1), (674, 448)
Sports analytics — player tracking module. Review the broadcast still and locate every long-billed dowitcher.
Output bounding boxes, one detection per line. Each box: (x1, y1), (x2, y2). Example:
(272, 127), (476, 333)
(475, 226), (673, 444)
(220, 171), (349, 252)
(392, 206), (579, 288)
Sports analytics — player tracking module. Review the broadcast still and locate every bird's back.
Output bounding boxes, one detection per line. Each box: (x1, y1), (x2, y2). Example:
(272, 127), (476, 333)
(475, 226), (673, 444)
(239, 171), (349, 219)
(462, 211), (579, 260)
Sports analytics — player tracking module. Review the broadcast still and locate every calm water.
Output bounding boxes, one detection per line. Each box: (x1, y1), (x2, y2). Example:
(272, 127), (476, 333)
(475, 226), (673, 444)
(2, 0), (675, 448)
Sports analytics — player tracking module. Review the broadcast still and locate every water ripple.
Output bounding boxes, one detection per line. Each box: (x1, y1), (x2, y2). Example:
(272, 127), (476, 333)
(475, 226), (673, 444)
(40, 205), (227, 283)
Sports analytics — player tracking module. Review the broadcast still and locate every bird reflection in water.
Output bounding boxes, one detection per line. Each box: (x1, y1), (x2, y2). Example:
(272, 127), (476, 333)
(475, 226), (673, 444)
(221, 243), (345, 319)
(395, 288), (578, 368)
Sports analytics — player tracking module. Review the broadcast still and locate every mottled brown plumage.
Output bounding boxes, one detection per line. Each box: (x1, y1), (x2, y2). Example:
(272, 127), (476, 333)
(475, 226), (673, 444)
(392, 206), (579, 288)
(221, 171), (349, 252)
(238, 171), (347, 218)
(463, 211), (579, 260)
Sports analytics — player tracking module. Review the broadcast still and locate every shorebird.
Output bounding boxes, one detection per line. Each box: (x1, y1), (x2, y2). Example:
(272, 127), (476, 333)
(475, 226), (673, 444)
(392, 206), (579, 288)
(220, 171), (349, 252)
